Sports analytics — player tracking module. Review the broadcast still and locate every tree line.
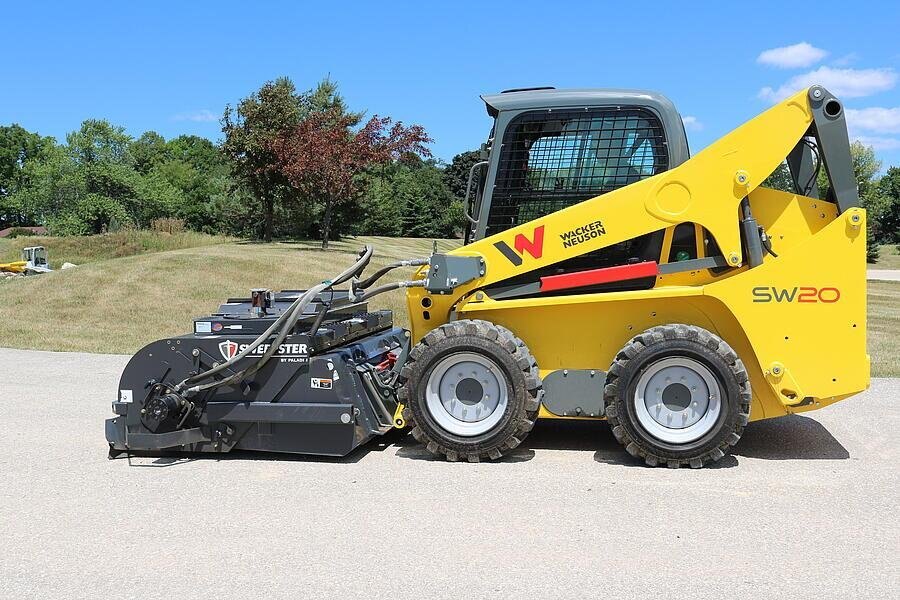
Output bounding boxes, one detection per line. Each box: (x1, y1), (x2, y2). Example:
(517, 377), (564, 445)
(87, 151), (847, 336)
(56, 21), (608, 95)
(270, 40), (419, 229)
(0, 77), (476, 246)
(2, 76), (898, 259)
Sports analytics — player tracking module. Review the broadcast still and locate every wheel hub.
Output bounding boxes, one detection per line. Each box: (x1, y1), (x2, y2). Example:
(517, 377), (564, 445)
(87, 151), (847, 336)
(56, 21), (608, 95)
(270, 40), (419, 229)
(633, 357), (721, 444)
(425, 352), (509, 436)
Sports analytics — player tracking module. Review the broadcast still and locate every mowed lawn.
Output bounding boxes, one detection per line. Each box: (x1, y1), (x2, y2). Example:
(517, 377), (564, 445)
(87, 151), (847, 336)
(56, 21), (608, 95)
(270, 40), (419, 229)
(0, 235), (897, 376)
(0, 236), (458, 354)
(868, 245), (900, 270)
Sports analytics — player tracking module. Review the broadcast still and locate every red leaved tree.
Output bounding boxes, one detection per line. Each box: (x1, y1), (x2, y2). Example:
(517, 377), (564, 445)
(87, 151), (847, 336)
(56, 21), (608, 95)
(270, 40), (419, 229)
(271, 110), (431, 248)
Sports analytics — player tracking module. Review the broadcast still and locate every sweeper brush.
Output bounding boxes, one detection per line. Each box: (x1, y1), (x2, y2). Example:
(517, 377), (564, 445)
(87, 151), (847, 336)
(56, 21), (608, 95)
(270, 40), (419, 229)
(107, 85), (869, 467)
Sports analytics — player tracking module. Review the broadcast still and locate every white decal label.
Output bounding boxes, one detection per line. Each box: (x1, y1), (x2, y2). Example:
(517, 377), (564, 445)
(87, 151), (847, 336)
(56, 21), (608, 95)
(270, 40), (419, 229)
(120, 390), (133, 403)
(195, 321), (212, 333)
(311, 378), (333, 390)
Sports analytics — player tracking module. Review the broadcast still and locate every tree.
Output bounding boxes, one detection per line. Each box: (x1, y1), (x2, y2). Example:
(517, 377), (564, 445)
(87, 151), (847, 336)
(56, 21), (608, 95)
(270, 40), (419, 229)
(814, 141), (883, 262)
(130, 131), (168, 174)
(443, 150), (482, 199)
(155, 135), (232, 233)
(0, 124), (54, 227)
(222, 77), (304, 241)
(762, 161), (795, 193)
(875, 167), (900, 244)
(271, 110), (431, 248)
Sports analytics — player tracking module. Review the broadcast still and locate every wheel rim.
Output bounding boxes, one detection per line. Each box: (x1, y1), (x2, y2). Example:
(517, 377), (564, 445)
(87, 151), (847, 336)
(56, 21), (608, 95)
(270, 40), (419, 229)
(633, 356), (722, 444)
(424, 352), (509, 437)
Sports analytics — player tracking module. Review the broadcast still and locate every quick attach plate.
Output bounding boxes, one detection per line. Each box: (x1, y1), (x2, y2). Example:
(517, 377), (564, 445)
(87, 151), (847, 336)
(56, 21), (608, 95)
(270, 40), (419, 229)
(425, 254), (485, 295)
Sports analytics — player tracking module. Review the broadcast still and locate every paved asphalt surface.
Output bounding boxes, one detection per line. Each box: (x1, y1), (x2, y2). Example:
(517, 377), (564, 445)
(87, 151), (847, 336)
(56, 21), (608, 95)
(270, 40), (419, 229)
(1, 348), (897, 600)
(868, 269), (900, 282)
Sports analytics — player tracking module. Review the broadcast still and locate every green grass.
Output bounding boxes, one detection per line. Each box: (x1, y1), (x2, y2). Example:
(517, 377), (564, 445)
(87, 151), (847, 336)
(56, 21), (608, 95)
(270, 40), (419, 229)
(868, 281), (900, 377)
(0, 235), (458, 354)
(0, 230), (231, 269)
(0, 233), (897, 377)
(868, 245), (900, 270)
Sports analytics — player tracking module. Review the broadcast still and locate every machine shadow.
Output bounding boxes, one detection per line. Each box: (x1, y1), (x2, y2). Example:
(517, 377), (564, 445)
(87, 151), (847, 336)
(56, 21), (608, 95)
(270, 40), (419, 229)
(119, 428), (410, 468)
(732, 414), (850, 460)
(119, 413), (848, 468)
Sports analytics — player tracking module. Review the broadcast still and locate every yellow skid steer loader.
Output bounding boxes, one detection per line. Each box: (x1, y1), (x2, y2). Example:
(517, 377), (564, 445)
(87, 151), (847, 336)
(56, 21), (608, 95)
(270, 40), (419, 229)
(107, 85), (868, 468)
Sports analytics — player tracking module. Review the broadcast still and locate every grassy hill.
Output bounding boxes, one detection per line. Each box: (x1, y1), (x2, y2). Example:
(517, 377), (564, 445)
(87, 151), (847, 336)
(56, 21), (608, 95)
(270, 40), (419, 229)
(0, 233), (896, 376)
(0, 230), (231, 268)
(0, 236), (457, 354)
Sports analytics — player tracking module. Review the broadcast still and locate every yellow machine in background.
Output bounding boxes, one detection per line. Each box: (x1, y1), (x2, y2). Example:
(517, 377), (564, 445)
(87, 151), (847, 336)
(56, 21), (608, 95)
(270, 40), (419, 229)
(0, 260), (27, 273)
(396, 85), (868, 467)
(0, 246), (52, 275)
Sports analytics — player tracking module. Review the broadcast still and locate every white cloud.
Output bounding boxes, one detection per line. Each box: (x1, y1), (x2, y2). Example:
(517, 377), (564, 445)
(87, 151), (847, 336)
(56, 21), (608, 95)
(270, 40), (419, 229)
(851, 135), (900, 151)
(757, 42), (828, 69)
(831, 53), (859, 67)
(172, 109), (218, 122)
(681, 115), (703, 131)
(758, 66), (897, 103)
(845, 107), (900, 134)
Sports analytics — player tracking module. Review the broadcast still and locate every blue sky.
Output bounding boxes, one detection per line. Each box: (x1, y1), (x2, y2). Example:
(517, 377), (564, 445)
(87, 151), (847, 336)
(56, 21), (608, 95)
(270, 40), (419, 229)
(4, 1), (900, 169)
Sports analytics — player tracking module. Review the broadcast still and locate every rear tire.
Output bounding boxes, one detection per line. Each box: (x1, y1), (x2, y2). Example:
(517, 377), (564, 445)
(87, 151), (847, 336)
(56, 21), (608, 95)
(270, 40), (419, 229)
(398, 320), (541, 462)
(604, 324), (751, 468)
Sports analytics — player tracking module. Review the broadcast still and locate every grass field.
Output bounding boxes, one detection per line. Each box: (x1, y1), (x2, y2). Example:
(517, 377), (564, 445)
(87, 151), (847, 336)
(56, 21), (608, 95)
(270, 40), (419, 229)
(868, 281), (900, 377)
(868, 245), (900, 270)
(0, 234), (897, 376)
(0, 230), (230, 268)
(0, 236), (457, 354)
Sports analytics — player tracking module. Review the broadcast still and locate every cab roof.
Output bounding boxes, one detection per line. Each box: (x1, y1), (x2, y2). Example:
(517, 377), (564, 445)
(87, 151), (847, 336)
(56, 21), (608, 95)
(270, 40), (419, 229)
(480, 87), (677, 117)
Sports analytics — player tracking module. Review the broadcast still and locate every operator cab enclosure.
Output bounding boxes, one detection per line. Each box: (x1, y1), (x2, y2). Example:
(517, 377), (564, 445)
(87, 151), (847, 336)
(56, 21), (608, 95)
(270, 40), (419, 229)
(466, 87), (695, 294)
(469, 87), (690, 242)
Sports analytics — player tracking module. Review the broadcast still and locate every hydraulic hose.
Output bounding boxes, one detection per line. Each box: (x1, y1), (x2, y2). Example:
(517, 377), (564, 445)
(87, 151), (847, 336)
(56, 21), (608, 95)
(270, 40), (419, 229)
(351, 279), (425, 303)
(353, 258), (429, 290)
(174, 245), (374, 396)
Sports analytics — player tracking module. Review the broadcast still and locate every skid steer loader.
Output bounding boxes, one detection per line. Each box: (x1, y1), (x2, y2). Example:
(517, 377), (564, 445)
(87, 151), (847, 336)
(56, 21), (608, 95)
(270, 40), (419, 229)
(106, 85), (869, 467)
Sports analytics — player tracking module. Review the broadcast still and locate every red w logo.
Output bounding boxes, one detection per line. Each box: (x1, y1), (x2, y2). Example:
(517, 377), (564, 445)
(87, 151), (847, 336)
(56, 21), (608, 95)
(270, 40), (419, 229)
(494, 225), (544, 266)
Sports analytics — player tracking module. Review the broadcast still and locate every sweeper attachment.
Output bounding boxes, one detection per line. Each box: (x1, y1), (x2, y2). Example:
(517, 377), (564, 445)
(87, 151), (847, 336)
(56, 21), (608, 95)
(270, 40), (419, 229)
(107, 85), (870, 467)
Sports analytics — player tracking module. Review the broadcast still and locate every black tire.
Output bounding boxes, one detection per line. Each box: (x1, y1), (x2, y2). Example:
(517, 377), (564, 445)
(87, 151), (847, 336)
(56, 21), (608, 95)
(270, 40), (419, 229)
(397, 319), (541, 462)
(604, 324), (751, 468)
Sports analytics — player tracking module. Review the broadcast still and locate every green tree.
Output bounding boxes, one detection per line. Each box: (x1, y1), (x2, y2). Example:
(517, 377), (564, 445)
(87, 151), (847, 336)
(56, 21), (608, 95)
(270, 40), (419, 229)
(130, 131), (168, 174)
(442, 150), (482, 199)
(874, 166), (900, 244)
(0, 124), (54, 227)
(221, 77), (304, 241)
(155, 135), (232, 232)
(762, 161), (796, 193)
(816, 141), (883, 262)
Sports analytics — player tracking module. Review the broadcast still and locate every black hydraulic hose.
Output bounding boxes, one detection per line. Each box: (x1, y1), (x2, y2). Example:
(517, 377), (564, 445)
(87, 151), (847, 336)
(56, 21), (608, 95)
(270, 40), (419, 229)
(801, 138), (822, 197)
(175, 245), (374, 395)
(351, 279), (425, 303)
(354, 258), (429, 290)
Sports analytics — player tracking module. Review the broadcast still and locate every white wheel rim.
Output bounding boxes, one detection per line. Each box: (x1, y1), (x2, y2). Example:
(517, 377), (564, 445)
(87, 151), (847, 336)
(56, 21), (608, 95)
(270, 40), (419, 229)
(424, 352), (509, 437)
(633, 356), (722, 444)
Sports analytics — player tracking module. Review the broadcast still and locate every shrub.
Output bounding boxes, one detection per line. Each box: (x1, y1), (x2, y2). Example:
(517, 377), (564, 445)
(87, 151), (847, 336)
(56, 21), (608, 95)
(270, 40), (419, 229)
(150, 217), (186, 234)
(5, 227), (38, 239)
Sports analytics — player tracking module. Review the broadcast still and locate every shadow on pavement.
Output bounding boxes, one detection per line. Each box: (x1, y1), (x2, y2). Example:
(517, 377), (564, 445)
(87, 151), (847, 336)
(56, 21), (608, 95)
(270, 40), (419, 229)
(116, 413), (848, 468)
(118, 428), (410, 468)
(733, 414), (849, 460)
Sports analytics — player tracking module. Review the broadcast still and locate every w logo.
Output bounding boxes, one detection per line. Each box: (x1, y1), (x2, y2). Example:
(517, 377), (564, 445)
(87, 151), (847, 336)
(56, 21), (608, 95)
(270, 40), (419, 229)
(494, 225), (544, 266)
(218, 340), (239, 360)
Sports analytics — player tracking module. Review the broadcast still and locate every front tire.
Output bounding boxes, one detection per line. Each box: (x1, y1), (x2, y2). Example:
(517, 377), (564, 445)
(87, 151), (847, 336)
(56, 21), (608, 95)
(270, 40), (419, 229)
(398, 320), (541, 462)
(604, 324), (751, 468)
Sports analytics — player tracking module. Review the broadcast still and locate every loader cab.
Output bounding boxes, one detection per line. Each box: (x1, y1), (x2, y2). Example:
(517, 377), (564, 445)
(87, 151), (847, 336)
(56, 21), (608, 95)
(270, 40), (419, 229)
(466, 88), (702, 290)
(22, 246), (49, 271)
